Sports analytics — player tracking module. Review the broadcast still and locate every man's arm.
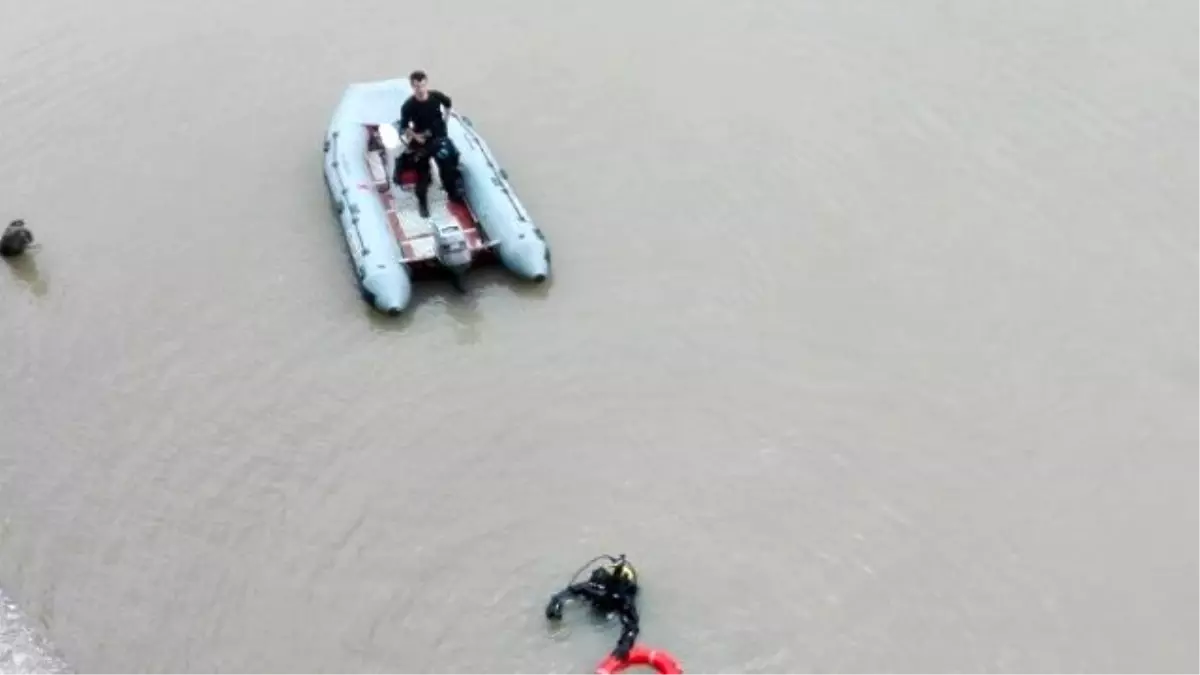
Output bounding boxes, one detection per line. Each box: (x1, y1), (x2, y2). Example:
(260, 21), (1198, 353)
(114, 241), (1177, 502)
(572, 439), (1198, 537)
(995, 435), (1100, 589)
(398, 99), (414, 133)
(399, 99), (429, 143)
(613, 601), (640, 660)
(545, 581), (605, 619)
(434, 90), (453, 115)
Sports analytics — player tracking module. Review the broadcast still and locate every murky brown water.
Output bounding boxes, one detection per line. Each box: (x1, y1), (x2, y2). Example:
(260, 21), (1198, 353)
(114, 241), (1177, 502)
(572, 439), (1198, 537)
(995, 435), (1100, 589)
(1, 1), (1196, 672)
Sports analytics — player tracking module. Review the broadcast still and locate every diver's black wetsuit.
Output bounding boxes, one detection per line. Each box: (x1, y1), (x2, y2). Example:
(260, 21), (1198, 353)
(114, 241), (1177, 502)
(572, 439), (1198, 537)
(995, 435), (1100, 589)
(545, 562), (641, 660)
(395, 90), (462, 213)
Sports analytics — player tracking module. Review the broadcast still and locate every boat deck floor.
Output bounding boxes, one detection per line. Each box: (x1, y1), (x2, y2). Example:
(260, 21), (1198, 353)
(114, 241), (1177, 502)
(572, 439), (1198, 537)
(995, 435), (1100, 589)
(364, 149), (492, 265)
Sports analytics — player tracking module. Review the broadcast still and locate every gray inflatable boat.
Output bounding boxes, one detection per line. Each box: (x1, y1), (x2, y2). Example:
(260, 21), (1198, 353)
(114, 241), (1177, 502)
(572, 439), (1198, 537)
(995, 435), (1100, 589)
(322, 77), (551, 314)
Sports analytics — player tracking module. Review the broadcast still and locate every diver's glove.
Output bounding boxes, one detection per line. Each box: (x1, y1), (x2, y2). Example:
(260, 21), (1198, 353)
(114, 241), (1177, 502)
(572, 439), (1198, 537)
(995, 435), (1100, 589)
(545, 596), (565, 621)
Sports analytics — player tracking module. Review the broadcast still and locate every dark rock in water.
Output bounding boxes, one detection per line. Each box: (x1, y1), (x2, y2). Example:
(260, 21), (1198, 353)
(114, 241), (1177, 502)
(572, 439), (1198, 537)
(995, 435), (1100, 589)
(0, 220), (34, 258)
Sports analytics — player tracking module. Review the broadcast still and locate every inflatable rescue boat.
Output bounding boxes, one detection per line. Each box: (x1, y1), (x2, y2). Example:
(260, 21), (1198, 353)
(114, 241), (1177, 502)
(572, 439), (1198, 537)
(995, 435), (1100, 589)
(322, 77), (551, 314)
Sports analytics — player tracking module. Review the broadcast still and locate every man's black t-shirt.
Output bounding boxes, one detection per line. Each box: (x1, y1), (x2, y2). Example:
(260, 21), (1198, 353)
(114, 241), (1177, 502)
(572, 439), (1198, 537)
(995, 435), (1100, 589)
(399, 90), (452, 139)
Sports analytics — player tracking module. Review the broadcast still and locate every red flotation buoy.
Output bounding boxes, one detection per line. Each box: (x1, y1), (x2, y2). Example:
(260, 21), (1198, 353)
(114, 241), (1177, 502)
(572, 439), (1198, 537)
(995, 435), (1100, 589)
(595, 645), (683, 674)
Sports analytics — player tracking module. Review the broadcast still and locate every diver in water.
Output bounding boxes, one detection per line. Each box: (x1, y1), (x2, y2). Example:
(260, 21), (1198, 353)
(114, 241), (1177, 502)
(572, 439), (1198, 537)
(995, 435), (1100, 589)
(545, 554), (641, 661)
(0, 219), (34, 258)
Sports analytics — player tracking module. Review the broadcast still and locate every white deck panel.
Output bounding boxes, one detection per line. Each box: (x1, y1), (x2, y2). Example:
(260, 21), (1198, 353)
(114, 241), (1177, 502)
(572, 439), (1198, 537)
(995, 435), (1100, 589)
(390, 179), (462, 262)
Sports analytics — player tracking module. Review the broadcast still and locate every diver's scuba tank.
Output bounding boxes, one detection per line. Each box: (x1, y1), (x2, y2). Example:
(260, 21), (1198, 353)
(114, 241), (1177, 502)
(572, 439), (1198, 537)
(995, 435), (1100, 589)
(609, 555), (637, 586)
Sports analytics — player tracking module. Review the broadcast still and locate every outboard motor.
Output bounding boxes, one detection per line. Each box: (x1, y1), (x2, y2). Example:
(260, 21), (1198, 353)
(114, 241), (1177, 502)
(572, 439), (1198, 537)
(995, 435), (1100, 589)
(432, 222), (472, 291)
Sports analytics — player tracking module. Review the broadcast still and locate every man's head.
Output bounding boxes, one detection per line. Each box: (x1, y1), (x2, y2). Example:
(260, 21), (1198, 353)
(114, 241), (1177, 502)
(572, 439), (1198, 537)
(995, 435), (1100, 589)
(1, 219), (33, 256)
(409, 70), (429, 100)
(589, 567), (613, 584)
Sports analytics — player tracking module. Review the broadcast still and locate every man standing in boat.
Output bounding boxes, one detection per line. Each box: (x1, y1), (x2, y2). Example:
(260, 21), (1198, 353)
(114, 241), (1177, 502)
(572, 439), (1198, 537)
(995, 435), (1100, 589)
(396, 69), (463, 218)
